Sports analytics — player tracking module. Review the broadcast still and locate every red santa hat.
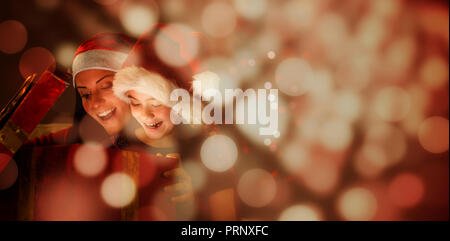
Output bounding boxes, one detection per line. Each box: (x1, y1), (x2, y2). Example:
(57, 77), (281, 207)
(113, 24), (219, 123)
(72, 33), (136, 86)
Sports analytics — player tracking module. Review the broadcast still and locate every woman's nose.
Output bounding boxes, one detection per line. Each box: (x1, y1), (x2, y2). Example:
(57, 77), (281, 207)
(91, 93), (105, 109)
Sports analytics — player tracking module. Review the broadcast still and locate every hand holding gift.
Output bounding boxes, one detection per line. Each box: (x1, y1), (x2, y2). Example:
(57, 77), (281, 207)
(162, 153), (195, 204)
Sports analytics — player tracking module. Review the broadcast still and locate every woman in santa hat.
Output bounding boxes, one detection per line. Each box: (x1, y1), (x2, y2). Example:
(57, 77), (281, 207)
(21, 32), (137, 147)
(71, 32), (136, 142)
(2, 33), (138, 221)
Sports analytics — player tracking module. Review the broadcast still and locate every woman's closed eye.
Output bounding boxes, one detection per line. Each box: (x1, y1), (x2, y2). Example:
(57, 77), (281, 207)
(130, 101), (141, 107)
(99, 81), (113, 90)
(80, 92), (91, 99)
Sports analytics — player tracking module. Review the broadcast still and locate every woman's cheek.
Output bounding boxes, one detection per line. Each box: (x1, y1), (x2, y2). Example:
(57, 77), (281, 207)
(82, 100), (94, 117)
(107, 91), (125, 106)
(116, 101), (131, 120)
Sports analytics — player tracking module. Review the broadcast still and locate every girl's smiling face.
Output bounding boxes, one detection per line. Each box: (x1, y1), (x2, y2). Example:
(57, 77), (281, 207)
(126, 90), (174, 140)
(75, 69), (131, 135)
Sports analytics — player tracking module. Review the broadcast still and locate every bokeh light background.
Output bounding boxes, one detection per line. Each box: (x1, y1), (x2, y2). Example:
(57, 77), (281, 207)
(0, 0), (448, 220)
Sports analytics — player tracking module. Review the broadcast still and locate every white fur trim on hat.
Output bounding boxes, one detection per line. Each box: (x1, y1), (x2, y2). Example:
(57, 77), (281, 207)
(114, 66), (222, 124)
(72, 49), (128, 86)
(113, 66), (179, 107)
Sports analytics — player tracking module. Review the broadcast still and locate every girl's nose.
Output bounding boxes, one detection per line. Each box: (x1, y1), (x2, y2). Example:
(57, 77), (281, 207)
(144, 107), (155, 118)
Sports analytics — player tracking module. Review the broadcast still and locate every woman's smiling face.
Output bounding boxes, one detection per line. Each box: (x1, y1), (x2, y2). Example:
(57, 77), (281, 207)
(75, 69), (130, 135)
(126, 90), (174, 140)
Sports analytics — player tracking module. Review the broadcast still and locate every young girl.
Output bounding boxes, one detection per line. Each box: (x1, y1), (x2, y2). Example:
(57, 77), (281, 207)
(112, 24), (238, 220)
(113, 65), (196, 203)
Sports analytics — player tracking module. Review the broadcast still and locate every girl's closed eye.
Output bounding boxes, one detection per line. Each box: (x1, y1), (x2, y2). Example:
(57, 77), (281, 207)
(149, 100), (162, 108)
